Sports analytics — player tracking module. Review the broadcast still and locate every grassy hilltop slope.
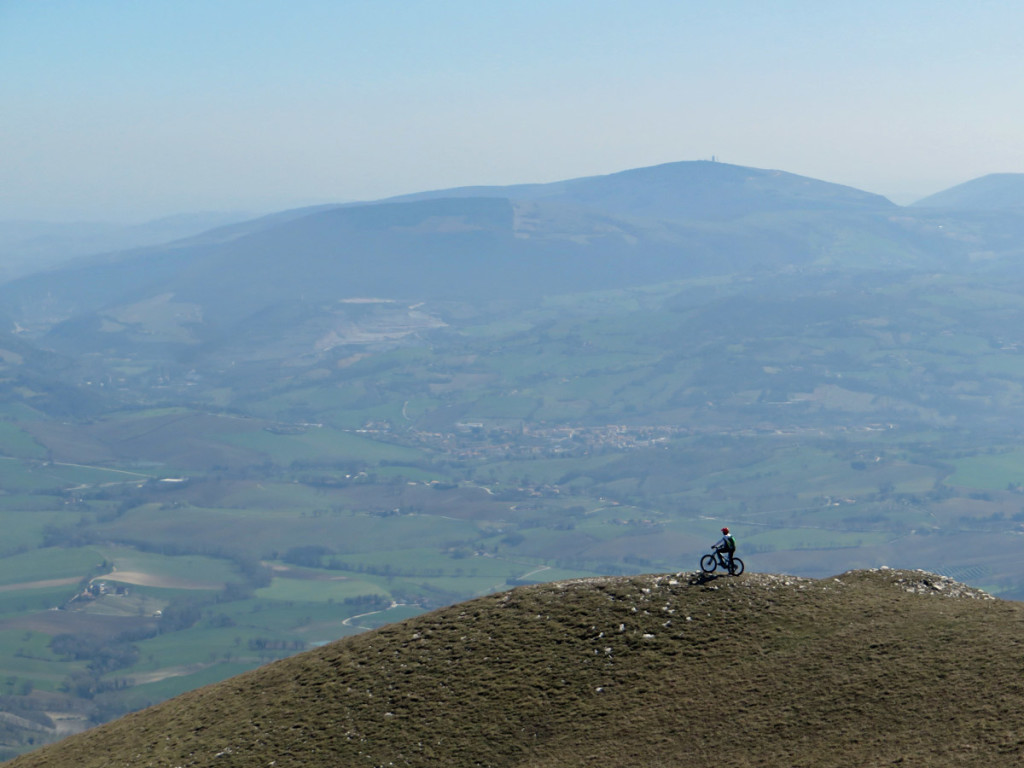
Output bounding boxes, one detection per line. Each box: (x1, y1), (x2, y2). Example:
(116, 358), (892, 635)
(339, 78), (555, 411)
(10, 569), (1022, 768)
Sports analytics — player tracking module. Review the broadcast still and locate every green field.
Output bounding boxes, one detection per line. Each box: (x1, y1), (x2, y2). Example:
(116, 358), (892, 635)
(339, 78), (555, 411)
(0, 547), (106, 586)
(93, 549), (242, 589)
(0, 423), (48, 460)
(947, 451), (1024, 489)
(254, 578), (388, 603)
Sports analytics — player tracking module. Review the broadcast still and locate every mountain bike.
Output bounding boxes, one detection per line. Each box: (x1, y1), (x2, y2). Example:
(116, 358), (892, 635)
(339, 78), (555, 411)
(700, 549), (744, 576)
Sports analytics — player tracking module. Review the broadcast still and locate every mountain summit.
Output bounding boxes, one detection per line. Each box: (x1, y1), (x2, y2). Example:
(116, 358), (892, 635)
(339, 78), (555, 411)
(0, 160), (930, 352)
(11, 569), (1021, 768)
(384, 160), (897, 221)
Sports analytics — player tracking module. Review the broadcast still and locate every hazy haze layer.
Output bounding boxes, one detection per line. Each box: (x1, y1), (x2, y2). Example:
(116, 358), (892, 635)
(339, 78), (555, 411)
(3, 1), (1024, 221)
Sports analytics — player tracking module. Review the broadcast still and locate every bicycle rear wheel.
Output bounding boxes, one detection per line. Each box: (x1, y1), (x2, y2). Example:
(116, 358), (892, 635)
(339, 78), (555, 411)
(700, 554), (717, 573)
(728, 557), (744, 576)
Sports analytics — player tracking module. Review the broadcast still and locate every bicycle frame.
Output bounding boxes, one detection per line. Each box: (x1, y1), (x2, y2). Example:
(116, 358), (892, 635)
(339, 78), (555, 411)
(700, 548), (744, 576)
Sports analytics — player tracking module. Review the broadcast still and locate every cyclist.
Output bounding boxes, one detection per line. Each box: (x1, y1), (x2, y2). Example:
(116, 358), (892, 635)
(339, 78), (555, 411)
(714, 527), (736, 569)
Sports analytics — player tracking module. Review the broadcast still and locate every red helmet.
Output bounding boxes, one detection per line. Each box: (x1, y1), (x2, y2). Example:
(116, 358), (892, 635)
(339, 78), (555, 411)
(721, 527), (730, 534)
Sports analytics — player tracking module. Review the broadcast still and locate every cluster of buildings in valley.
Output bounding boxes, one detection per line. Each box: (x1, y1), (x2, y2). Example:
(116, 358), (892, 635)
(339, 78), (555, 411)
(61, 580), (130, 611)
(354, 417), (899, 462)
(402, 422), (686, 460)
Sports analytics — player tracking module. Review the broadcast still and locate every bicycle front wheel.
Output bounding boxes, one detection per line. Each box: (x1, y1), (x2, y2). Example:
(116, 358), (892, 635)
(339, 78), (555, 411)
(728, 557), (744, 576)
(700, 554), (717, 574)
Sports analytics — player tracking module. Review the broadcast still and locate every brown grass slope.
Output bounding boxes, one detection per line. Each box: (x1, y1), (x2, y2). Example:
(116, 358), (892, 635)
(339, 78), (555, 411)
(10, 569), (1024, 768)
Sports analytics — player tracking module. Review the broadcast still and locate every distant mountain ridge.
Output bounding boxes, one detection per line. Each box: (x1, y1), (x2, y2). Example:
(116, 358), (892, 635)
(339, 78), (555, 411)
(10, 569), (1022, 768)
(382, 160), (897, 221)
(0, 159), (1023, 423)
(0, 160), (959, 350)
(911, 172), (1024, 209)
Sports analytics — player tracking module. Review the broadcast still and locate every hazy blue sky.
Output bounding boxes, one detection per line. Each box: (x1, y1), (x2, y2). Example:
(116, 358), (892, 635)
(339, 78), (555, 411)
(3, 0), (1024, 221)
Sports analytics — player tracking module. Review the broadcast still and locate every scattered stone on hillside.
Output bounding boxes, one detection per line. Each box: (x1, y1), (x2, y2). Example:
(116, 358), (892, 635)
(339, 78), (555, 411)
(731, 573), (816, 590)
(891, 569), (995, 600)
(521, 569), (995, 619)
(675, 571), (818, 591)
(849, 567), (997, 600)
